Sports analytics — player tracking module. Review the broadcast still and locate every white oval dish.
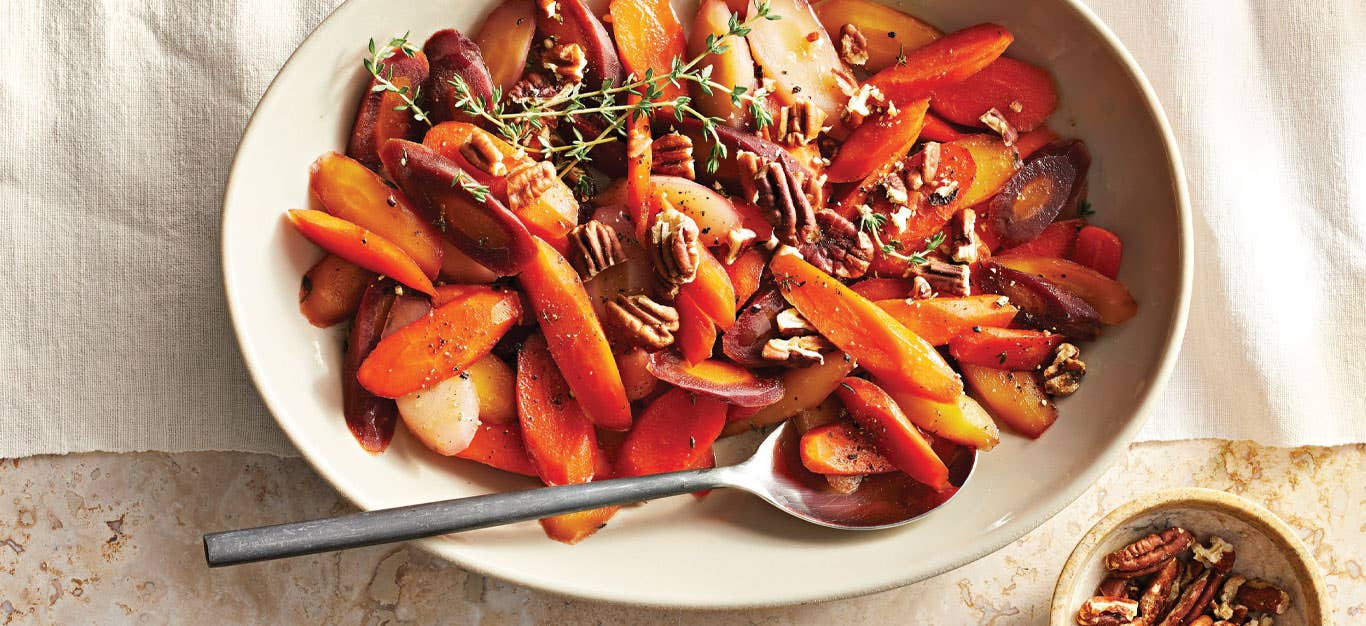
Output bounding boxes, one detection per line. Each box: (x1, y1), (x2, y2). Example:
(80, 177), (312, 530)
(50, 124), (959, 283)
(220, 0), (1192, 609)
(1051, 488), (1330, 624)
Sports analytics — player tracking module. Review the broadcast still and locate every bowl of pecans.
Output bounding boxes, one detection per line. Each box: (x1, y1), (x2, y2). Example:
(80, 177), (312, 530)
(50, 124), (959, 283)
(1051, 488), (1329, 625)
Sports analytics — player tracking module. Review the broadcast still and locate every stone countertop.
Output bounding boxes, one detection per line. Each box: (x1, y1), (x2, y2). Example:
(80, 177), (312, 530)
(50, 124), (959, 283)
(0, 441), (1360, 624)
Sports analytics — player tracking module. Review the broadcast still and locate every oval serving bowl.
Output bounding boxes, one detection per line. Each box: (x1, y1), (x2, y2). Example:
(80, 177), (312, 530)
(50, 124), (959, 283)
(221, 0), (1192, 609)
(1051, 488), (1330, 624)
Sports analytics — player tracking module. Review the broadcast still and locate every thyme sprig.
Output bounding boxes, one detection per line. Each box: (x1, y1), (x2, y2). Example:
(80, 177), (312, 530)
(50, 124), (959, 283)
(856, 205), (945, 266)
(442, 2), (781, 179)
(363, 34), (431, 125)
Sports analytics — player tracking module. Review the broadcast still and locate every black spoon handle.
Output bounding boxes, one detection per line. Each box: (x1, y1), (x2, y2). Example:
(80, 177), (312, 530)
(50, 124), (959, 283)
(203, 467), (731, 567)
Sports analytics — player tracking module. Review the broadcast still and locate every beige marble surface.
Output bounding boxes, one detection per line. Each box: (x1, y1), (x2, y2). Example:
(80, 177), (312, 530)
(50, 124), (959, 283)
(0, 441), (1360, 624)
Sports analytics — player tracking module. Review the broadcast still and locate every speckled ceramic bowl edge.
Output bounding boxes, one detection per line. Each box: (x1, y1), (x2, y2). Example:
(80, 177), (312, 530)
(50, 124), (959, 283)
(1049, 488), (1331, 625)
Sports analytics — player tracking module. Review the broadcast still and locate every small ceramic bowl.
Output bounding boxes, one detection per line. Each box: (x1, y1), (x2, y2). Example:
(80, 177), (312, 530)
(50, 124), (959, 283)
(1051, 488), (1330, 624)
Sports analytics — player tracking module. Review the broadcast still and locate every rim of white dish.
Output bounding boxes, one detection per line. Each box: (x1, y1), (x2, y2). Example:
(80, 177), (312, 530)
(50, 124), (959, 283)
(220, 0), (1194, 609)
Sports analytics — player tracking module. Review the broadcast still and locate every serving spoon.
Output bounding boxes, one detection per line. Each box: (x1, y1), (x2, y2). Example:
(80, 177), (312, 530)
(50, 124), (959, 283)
(203, 422), (976, 567)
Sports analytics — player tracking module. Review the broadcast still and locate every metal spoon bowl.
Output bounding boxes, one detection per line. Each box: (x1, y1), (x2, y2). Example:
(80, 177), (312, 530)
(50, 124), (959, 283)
(203, 422), (976, 567)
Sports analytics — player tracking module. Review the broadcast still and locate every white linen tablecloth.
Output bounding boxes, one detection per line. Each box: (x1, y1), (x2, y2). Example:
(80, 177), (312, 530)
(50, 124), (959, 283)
(2, 0), (1362, 457)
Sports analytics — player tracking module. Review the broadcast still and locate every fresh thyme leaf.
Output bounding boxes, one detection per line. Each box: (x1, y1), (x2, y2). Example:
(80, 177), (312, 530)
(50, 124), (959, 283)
(452, 171), (491, 202)
(908, 232), (947, 265)
(365, 33), (431, 126)
(1078, 200), (1095, 216)
(857, 211), (888, 233)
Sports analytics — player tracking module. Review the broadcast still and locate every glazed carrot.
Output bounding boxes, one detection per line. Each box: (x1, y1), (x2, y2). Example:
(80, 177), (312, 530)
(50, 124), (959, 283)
(310, 152), (445, 278)
(454, 421), (540, 477)
(993, 254), (1136, 324)
(677, 251), (738, 330)
(866, 23), (1013, 107)
(849, 278), (914, 302)
(624, 100), (655, 240)
(610, 0), (689, 107)
(722, 247), (768, 306)
(960, 364), (1057, 438)
(997, 218), (1086, 258)
(931, 56), (1058, 132)
(1014, 125), (1060, 160)
(675, 292), (718, 364)
(517, 334), (619, 543)
(920, 111), (970, 142)
(617, 387), (727, 478)
(835, 377), (951, 490)
(347, 48), (428, 171)
(770, 249), (962, 402)
(799, 421), (896, 476)
(948, 327), (1064, 370)
(519, 238), (633, 430)
(827, 98), (930, 183)
(875, 295), (1019, 346)
(357, 288), (521, 398)
(1071, 225), (1123, 279)
(285, 209), (435, 296)
(299, 254), (374, 328)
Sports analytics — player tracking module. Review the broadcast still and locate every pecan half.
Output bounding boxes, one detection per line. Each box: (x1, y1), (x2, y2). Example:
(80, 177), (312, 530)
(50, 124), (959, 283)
(1078, 596), (1140, 626)
(1192, 536), (1237, 574)
(762, 335), (836, 366)
(1234, 580), (1290, 615)
(1135, 558), (1183, 626)
(1212, 575), (1247, 620)
(951, 208), (981, 264)
(567, 220), (625, 279)
(1105, 527), (1194, 578)
(542, 41), (587, 84)
(461, 132), (508, 177)
(1044, 343), (1086, 396)
(910, 258), (970, 296)
(651, 132), (695, 180)
(838, 23), (869, 67)
(506, 161), (557, 212)
(1157, 569), (1213, 626)
(508, 71), (560, 104)
(798, 210), (873, 279)
(605, 294), (679, 350)
(881, 171), (910, 206)
(738, 151), (818, 246)
(1188, 618), (1214, 626)
(1190, 572), (1226, 624)
(649, 203), (701, 296)
(1097, 576), (1133, 599)
(762, 100), (827, 147)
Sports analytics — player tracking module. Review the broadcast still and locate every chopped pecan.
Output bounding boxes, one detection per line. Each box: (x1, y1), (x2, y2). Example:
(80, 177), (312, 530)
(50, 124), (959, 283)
(1043, 343), (1086, 396)
(1212, 575), (1247, 620)
(649, 203), (701, 296)
(1157, 569), (1213, 626)
(606, 294), (679, 350)
(460, 132), (508, 177)
(921, 142), (942, 181)
(762, 100), (827, 147)
(505, 161), (556, 211)
(738, 151), (818, 246)
(838, 23), (869, 66)
(842, 83), (885, 129)
(775, 308), (818, 337)
(651, 132), (695, 180)
(1135, 558), (1183, 626)
(537, 0), (558, 19)
(824, 474), (862, 494)
(762, 335), (836, 366)
(910, 258), (970, 296)
(1097, 576), (1131, 599)
(980, 107), (1019, 146)
(1192, 536), (1237, 574)
(928, 180), (960, 206)
(567, 220), (626, 279)
(542, 42), (587, 84)
(951, 208), (981, 264)
(1105, 527), (1194, 578)
(881, 171), (910, 206)
(802, 170), (828, 212)
(724, 227), (758, 264)
(799, 209), (873, 279)
(1078, 596), (1139, 626)
(909, 275), (934, 300)
(1234, 580), (1290, 615)
(508, 71), (560, 104)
